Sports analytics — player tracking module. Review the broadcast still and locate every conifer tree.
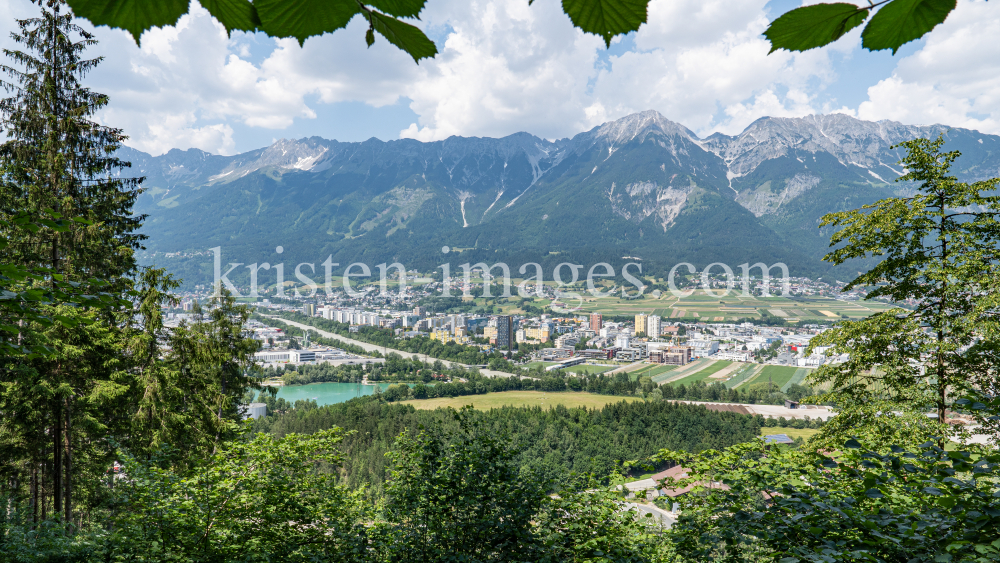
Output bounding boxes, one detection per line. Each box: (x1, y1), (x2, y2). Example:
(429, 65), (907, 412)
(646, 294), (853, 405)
(0, 0), (144, 526)
(808, 136), (1000, 448)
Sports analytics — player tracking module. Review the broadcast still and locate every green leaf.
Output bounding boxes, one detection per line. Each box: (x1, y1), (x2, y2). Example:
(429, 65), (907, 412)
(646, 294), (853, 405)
(764, 3), (869, 53)
(845, 438), (863, 449)
(368, 0), (428, 19)
(369, 11), (438, 62)
(200, 0), (261, 36)
(861, 0), (957, 54)
(561, 0), (649, 48)
(864, 488), (884, 498)
(66, 0), (189, 44)
(255, 0), (362, 46)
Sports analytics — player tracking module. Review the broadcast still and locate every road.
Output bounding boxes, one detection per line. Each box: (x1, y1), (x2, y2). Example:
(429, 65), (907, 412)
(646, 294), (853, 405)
(628, 502), (677, 528)
(263, 316), (516, 378)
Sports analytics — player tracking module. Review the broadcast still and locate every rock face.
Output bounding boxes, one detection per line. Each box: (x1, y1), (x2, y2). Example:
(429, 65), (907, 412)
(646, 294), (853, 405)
(129, 111), (1000, 286)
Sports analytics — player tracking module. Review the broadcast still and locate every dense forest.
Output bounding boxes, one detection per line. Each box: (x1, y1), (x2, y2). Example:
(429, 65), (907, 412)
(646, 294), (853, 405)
(251, 396), (763, 496)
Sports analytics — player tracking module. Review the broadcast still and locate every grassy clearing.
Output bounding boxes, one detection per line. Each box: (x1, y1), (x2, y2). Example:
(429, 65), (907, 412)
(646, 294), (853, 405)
(667, 360), (732, 387)
(761, 427), (820, 441)
(399, 391), (641, 411)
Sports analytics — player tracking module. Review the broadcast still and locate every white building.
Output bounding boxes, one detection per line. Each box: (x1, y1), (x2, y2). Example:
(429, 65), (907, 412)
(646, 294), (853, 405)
(687, 339), (719, 358)
(715, 350), (751, 362)
(614, 334), (631, 349)
(554, 334), (580, 348)
(254, 349), (317, 363)
(647, 315), (662, 339)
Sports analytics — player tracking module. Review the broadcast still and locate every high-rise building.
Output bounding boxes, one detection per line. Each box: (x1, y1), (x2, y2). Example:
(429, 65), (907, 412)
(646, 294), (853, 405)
(647, 315), (662, 339)
(589, 313), (603, 332)
(495, 315), (513, 351)
(302, 303), (316, 316)
(413, 306), (427, 317)
(635, 314), (648, 336)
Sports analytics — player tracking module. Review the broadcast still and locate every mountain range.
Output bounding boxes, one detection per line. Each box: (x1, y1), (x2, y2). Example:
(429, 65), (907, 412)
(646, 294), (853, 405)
(127, 111), (1000, 289)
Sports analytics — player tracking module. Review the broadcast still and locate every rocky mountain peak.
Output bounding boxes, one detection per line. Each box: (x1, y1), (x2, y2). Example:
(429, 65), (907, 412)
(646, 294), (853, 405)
(704, 113), (943, 178)
(590, 110), (698, 146)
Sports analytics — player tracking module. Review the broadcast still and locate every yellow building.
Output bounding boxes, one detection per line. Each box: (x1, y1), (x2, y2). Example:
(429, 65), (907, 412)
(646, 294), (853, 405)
(635, 314), (648, 336)
(430, 328), (451, 342)
(524, 326), (551, 343)
(430, 328), (471, 345)
(484, 326), (498, 340)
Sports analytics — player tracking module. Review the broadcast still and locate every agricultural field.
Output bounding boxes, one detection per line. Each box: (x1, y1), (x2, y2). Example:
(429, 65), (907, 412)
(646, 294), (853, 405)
(724, 363), (760, 388)
(665, 360), (732, 387)
(522, 292), (897, 323)
(399, 391), (640, 411)
(782, 367), (813, 391)
(741, 365), (801, 389)
(651, 358), (711, 384)
(627, 363), (678, 381)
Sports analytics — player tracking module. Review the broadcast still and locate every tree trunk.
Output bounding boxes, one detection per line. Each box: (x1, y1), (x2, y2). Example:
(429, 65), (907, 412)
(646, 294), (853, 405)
(40, 460), (46, 521)
(53, 401), (62, 518)
(64, 397), (72, 528)
(31, 463), (37, 526)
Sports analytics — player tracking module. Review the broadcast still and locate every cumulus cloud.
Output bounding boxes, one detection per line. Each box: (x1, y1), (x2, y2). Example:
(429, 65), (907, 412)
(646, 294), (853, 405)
(399, 0), (604, 141)
(1, 0), (997, 154)
(857, 0), (1000, 133)
(1, 1), (418, 154)
(402, 0), (843, 140)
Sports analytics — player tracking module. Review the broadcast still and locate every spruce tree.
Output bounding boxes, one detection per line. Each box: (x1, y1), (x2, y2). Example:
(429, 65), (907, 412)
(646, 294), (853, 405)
(808, 136), (1000, 449)
(0, 0), (144, 526)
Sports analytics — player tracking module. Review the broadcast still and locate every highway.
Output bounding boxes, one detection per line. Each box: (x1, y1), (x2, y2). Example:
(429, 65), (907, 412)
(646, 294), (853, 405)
(263, 316), (517, 378)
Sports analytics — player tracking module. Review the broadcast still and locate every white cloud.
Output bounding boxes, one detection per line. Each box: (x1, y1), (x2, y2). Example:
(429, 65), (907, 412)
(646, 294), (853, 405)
(402, 0), (843, 140)
(1, 1), (418, 154)
(857, 0), (1000, 133)
(399, 0), (603, 141)
(2, 0), (997, 154)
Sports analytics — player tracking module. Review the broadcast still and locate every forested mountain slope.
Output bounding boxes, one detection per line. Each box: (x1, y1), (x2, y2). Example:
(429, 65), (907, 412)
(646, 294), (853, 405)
(128, 111), (1000, 286)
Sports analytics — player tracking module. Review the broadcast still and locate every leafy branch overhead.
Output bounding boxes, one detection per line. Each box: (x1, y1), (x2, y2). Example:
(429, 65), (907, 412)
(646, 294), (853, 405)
(64, 0), (650, 61)
(765, 0), (959, 54)
(63, 0), (965, 63)
(65, 0), (438, 62)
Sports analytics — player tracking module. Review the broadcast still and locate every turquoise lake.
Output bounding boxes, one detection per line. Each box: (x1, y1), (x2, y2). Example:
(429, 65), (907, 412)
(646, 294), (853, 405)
(274, 382), (397, 406)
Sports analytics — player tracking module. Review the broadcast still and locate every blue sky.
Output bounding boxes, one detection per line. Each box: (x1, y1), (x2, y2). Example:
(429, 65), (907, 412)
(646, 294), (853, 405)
(2, 0), (995, 155)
